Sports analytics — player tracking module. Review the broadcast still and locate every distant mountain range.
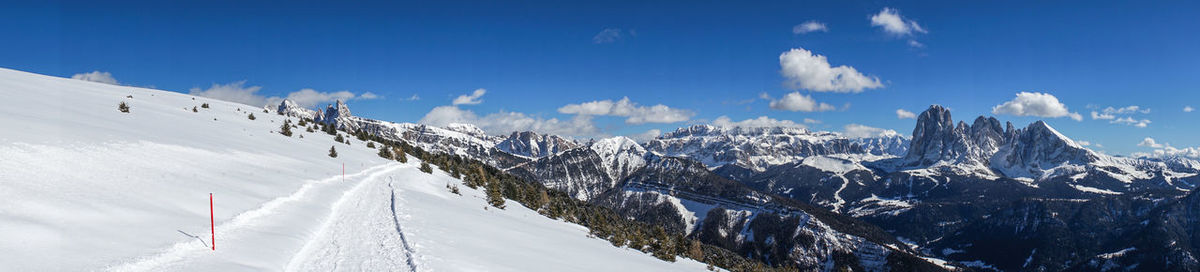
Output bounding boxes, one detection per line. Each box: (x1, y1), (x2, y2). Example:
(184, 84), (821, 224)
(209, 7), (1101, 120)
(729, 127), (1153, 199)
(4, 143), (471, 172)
(280, 98), (1200, 271)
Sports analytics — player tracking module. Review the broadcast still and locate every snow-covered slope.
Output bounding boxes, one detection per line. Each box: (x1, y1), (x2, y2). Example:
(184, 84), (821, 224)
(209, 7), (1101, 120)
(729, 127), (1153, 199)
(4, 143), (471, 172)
(0, 68), (710, 271)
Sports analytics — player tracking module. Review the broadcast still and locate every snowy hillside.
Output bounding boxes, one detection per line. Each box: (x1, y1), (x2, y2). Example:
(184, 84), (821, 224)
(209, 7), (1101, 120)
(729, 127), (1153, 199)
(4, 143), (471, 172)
(0, 68), (711, 271)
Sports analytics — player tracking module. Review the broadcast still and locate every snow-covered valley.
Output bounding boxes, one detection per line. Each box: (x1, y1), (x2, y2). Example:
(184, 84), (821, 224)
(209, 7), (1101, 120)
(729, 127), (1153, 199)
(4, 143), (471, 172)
(0, 68), (712, 271)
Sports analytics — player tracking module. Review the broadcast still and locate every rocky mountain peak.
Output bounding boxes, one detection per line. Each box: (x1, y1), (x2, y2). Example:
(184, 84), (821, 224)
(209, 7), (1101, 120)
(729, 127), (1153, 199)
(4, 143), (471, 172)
(276, 99), (316, 119)
(497, 131), (579, 158)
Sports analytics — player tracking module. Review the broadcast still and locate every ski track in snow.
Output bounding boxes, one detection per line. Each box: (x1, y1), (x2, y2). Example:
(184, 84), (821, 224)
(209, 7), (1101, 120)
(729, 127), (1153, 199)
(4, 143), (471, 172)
(108, 163), (397, 271)
(387, 180), (421, 272)
(285, 163), (422, 271)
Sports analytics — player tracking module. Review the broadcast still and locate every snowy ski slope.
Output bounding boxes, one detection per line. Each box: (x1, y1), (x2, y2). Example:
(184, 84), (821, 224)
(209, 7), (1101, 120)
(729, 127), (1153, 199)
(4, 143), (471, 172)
(0, 68), (711, 271)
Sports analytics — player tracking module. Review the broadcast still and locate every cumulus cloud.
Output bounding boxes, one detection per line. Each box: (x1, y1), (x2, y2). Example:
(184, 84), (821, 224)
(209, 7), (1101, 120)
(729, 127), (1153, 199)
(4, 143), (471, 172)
(285, 89), (358, 109)
(870, 8), (927, 36)
(71, 71), (119, 85)
(896, 109), (916, 119)
(712, 116), (807, 129)
(189, 81), (270, 106)
(189, 81), (377, 108)
(420, 105), (599, 138)
(767, 92), (837, 112)
(557, 97), (692, 124)
(991, 92), (1083, 121)
(1136, 146), (1200, 159)
(1134, 137), (1200, 159)
(779, 48), (883, 92)
(452, 88), (486, 105)
(593, 28), (623, 44)
(628, 129), (662, 142)
(1138, 137), (1164, 148)
(792, 21), (828, 34)
(1186, 106), (1195, 112)
(842, 124), (900, 138)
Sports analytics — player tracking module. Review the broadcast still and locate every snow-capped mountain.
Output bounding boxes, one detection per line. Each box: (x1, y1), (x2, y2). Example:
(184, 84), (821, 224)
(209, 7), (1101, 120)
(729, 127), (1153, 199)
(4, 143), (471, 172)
(315, 100), (357, 130)
(897, 105), (1199, 191)
(644, 125), (875, 171)
(496, 131), (579, 158)
(275, 99), (317, 119)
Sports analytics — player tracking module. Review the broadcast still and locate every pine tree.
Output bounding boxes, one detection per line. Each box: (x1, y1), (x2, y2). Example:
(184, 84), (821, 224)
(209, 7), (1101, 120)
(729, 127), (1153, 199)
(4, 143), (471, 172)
(366, 141), (376, 148)
(280, 121), (293, 136)
(486, 179), (506, 209)
(334, 133), (344, 143)
(394, 147), (408, 163)
(377, 146), (392, 159)
(537, 189), (551, 211)
(201, 103), (209, 108)
(419, 162), (433, 173)
(297, 118), (307, 126)
(118, 101), (130, 113)
(192, 106), (198, 112)
(328, 146), (338, 158)
(688, 240), (705, 261)
(247, 113), (256, 120)
(306, 126), (315, 133)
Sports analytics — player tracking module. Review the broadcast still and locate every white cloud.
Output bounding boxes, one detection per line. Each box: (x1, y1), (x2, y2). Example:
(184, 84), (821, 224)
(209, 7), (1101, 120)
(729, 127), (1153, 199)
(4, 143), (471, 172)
(1185, 106), (1195, 112)
(1138, 137), (1163, 148)
(767, 92), (836, 112)
(842, 124), (900, 138)
(285, 89), (357, 109)
(803, 118), (822, 124)
(452, 88), (487, 105)
(1090, 105), (1152, 127)
(779, 48), (883, 92)
(1111, 117), (1151, 128)
(896, 109), (916, 119)
(1100, 105), (1149, 114)
(1090, 111), (1115, 120)
(71, 71), (119, 85)
(792, 21), (828, 34)
(870, 8), (927, 36)
(712, 116), (807, 129)
(419, 106), (599, 138)
(407, 94), (421, 101)
(1077, 140), (1091, 146)
(990, 92), (1083, 121)
(628, 129), (662, 142)
(1134, 137), (1200, 159)
(557, 97), (692, 124)
(189, 81), (270, 106)
(189, 81), (377, 108)
(593, 28), (623, 44)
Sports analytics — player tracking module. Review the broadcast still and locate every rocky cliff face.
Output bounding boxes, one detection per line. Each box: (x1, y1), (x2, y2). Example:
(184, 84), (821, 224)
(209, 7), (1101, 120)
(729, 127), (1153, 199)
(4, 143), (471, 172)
(496, 131), (579, 158)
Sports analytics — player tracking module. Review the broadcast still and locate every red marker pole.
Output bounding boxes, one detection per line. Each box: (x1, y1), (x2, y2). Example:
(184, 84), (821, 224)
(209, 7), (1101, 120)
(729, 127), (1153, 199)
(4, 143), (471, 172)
(210, 193), (216, 251)
(342, 163), (345, 182)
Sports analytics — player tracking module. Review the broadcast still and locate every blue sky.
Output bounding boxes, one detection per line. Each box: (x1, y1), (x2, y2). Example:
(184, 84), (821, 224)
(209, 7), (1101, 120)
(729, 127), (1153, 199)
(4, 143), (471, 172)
(2, 0), (1198, 156)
